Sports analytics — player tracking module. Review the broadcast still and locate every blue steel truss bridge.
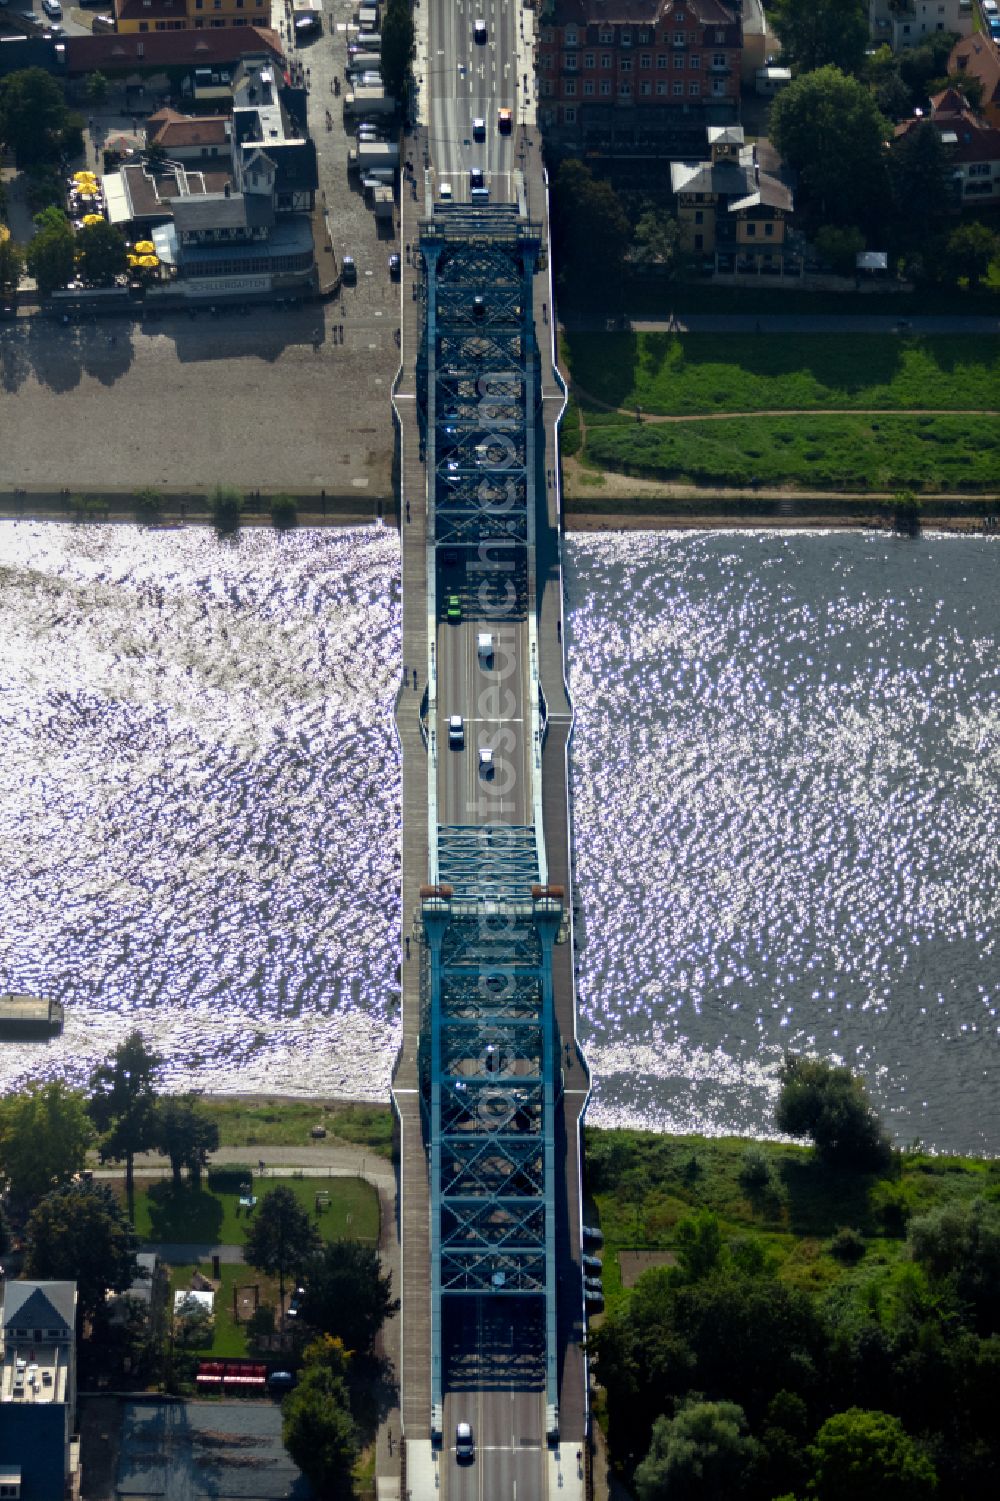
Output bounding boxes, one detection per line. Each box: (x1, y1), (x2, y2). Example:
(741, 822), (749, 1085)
(391, 15), (590, 1495)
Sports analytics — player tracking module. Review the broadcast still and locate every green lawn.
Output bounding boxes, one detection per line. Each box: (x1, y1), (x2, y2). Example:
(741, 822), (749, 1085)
(133, 1174), (380, 1248)
(196, 1097), (395, 1158)
(563, 332), (1000, 417)
(586, 1128), (1000, 1312)
(168, 1261), (270, 1358)
(583, 413), (1000, 492)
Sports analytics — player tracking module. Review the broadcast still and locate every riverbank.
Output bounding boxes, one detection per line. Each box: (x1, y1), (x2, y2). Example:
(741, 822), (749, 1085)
(2, 492), (996, 535)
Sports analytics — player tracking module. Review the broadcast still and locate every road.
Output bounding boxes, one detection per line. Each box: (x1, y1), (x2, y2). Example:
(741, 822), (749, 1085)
(427, 0), (519, 202)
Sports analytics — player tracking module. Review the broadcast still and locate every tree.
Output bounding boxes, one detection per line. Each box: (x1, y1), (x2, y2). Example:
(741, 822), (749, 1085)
(0, 1081), (94, 1213)
(889, 121), (952, 248)
(0, 68), (69, 167)
(76, 219), (127, 287)
(211, 484), (243, 534)
(551, 159), (631, 307)
(270, 493), (298, 529)
(815, 225), (865, 277)
(775, 1055), (892, 1171)
(771, 0), (869, 78)
(673, 1210), (724, 1284)
(85, 71), (110, 109)
(88, 1030), (162, 1222)
(25, 214), (75, 296)
(25, 1181), (139, 1326)
(770, 68), (891, 237)
(380, 0), (415, 104)
(244, 1186), (320, 1312)
(282, 1372), (358, 1498)
(946, 222), (999, 290)
(807, 1408), (937, 1500)
(631, 207), (684, 276)
(908, 1199), (1000, 1332)
(634, 1398), (759, 1501)
(0, 234), (25, 302)
(300, 1240), (399, 1354)
(151, 1096), (220, 1187)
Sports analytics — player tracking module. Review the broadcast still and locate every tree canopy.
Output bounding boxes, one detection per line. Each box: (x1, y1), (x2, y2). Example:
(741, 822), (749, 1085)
(25, 1181), (139, 1325)
(300, 1239), (399, 1355)
(0, 1080), (93, 1212)
(243, 1186), (320, 1310)
(282, 1347), (358, 1498)
(551, 159), (631, 307)
(775, 1054), (892, 1171)
(0, 68), (70, 168)
(807, 1408), (938, 1500)
(380, 0), (415, 103)
(889, 121), (952, 248)
(151, 1096), (220, 1187)
(946, 223), (1000, 291)
(76, 220), (128, 287)
(770, 67), (891, 238)
(771, 0), (870, 78)
(88, 1030), (162, 1220)
(0, 235), (24, 301)
(635, 1398), (759, 1501)
(25, 214), (75, 297)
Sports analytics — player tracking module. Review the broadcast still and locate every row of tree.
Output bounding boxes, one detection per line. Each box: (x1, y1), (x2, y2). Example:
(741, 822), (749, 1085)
(0, 1031), (218, 1221)
(591, 1059), (1000, 1500)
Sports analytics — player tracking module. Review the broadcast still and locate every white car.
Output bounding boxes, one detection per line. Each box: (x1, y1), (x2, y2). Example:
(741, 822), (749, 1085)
(478, 747), (494, 773)
(439, 181), (453, 201)
(477, 632), (493, 664)
(41, 0), (62, 16)
(448, 715), (464, 747)
(473, 18), (487, 43)
(472, 117), (485, 142)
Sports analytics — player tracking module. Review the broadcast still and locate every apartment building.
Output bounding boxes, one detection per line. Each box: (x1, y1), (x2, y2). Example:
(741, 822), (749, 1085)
(536, 0), (742, 160)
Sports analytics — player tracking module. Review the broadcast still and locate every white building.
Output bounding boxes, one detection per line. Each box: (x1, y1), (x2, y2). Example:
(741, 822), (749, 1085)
(869, 0), (973, 54)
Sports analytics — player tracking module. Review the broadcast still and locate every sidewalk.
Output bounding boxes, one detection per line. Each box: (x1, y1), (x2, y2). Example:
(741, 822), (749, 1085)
(564, 312), (1000, 334)
(89, 1141), (396, 1192)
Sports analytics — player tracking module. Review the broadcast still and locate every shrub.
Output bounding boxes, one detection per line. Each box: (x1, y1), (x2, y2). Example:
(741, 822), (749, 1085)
(270, 493), (298, 529)
(211, 485), (243, 534)
(134, 487), (163, 523)
(206, 1164), (252, 1193)
(829, 1227), (867, 1265)
(739, 1146), (773, 1190)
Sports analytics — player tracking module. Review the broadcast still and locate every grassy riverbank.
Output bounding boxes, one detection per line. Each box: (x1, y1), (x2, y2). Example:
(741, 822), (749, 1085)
(196, 1096), (395, 1159)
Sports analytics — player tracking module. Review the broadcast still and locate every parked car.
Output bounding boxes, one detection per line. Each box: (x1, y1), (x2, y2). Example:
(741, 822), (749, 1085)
(286, 1287), (305, 1320)
(41, 0), (61, 15)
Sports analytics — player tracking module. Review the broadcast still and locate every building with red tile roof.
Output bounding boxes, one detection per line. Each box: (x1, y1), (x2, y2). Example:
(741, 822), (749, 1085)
(895, 87), (1000, 205)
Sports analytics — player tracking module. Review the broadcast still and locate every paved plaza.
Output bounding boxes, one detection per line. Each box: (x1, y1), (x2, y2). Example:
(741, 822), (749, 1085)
(1, 2), (399, 500)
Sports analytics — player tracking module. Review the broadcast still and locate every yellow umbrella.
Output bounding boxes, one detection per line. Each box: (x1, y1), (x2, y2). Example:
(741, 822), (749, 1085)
(134, 240), (156, 254)
(127, 254), (142, 266)
(138, 255), (159, 268)
(82, 213), (104, 226)
(73, 170), (97, 184)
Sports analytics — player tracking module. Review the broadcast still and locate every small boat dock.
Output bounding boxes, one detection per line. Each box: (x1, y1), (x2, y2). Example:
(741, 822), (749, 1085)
(0, 993), (65, 1038)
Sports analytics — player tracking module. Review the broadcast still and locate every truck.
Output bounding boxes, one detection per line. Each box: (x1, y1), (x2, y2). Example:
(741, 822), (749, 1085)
(343, 85), (395, 118)
(346, 52), (382, 76)
(347, 140), (399, 174)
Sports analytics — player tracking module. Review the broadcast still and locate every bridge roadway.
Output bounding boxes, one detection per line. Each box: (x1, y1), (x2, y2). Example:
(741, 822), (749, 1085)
(393, 3), (588, 1498)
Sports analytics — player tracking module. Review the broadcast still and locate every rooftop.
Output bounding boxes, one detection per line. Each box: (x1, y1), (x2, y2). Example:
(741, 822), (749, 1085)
(539, 0), (739, 28)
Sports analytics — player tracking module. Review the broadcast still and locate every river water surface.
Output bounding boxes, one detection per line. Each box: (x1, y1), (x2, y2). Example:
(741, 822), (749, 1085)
(0, 523), (996, 1152)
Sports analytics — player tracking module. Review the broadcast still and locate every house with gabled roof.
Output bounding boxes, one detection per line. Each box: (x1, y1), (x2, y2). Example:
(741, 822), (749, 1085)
(895, 87), (1000, 204)
(0, 1282), (80, 1501)
(671, 123), (796, 274)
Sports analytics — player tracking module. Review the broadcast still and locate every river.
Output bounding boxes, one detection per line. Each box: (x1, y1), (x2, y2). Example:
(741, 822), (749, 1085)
(0, 522), (996, 1153)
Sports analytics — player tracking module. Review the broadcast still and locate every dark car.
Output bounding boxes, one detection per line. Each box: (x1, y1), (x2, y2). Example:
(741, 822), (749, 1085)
(388, 253), (401, 279)
(287, 1287), (306, 1319)
(456, 1421), (475, 1462)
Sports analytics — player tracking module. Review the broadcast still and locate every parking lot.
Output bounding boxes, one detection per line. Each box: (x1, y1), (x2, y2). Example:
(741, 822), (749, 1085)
(0, 0), (400, 500)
